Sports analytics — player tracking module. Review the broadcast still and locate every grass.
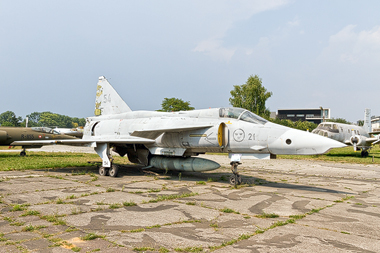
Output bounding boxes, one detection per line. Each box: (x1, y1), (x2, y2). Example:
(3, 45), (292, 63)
(123, 200), (137, 206)
(220, 207), (240, 214)
(109, 203), (122, 209)
(134, 247), (155, 252)
(278, 145), (380, 164)
(81, 233), (104, 241)
(22, 224), (46, 232)
(255, 212), (279, 218)
(147, 192), (198, 203)
(289, 214), (306, 220)
(1, 146), (379, 172)
(41, 214), (67, 225)
(174, 247), (203, 252)
(0, 152), (130, 171)
(11, 204), (28, 212)
(20, 210), (40, 216)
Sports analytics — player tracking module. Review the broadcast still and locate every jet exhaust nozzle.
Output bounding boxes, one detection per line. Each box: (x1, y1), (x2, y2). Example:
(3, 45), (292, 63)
(149, 156), (220, 172)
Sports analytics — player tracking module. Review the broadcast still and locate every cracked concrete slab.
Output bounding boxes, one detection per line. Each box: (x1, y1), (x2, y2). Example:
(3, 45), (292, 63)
(0, 153), (379, 252)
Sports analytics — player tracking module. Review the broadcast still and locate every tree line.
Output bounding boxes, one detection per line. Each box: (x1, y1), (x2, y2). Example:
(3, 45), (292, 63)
(0, 111), (86, 128)
(1, 74), (348, 131)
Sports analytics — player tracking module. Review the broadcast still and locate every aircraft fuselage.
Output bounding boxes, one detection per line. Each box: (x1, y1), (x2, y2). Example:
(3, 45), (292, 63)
(83, 107), (345, 167)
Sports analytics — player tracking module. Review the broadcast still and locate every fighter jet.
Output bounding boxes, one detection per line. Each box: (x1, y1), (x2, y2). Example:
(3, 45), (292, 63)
(312, 109), (380, 157)
(12, 76), (345, 184)
(1, 126), (77, 156)
(53, 127), (84, 138)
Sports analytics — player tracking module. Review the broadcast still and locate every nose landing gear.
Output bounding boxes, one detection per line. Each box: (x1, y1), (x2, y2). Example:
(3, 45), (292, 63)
(99, 163), (119, 177)
(230, 161), (242, 186)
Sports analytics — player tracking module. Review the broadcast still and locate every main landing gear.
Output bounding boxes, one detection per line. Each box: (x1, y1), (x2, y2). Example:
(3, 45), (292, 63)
(229, 161), (242, 186)
(95, 143), (119, 177)
(20, 149), (26, 157)
(361, 150), (369, 157)
(99, 163), (119, 177)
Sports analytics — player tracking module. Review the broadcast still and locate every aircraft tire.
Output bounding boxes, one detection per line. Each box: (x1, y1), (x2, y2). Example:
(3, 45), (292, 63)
(361, 151), (369, 157)
(20, 151), (26, 157)
(109, 165), (119, 177)
(229, 174), (242, 186)
(237, 174), (242, 184)
(99, 166), (109, 176)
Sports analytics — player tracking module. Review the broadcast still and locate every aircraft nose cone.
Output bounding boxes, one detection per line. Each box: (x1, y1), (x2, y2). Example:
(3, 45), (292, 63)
(268, 129), (346, 155)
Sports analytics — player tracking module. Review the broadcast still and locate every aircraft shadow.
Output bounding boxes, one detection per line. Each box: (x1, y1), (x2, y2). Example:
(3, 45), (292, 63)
(38, 163), (352, 195)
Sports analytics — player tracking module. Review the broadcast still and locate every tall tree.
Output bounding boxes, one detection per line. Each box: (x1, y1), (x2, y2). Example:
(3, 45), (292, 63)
(159, 98), (195, 112)
(0, 111), (22, 126)
(25, 112), (42, 127)
(229, 75), (272, 118)
(22, 111), (86, 128)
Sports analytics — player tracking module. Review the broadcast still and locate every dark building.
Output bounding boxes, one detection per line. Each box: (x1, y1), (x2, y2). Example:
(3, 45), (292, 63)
(277, 108), (330, 124)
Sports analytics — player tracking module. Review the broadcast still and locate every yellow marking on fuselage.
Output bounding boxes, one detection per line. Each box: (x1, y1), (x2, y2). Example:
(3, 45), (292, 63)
(190, 134), (207, 137)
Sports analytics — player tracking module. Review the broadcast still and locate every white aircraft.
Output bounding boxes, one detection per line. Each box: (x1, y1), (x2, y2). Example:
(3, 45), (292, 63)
(13, 76), (345, 184)
(312, 109), (380, 157)
(53, 127), (83, 138)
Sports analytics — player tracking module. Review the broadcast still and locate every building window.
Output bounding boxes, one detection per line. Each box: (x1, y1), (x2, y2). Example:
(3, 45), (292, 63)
(296, 114), (304, 117)
(287, 114), (295, 117)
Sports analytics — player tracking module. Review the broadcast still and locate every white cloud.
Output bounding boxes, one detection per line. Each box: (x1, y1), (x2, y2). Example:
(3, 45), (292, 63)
(192, 0), (291, 62)
(245, 37), (271, 57)
(320, 25), (380, 64)
(243, 16), (300, 60)
(193, 38), (236, 62)
(287, 17), (300, 27)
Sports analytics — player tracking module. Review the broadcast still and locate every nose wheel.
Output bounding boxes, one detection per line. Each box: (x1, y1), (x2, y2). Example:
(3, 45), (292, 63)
(230, 161), (242, 186)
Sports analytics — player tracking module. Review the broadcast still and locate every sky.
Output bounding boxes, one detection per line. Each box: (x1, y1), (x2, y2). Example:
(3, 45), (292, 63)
(1, 0), (380, 123)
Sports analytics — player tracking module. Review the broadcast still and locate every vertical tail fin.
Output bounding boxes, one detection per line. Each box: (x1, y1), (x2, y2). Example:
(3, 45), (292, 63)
(94, 76), (132, 116)
(363, 108), (371, 133)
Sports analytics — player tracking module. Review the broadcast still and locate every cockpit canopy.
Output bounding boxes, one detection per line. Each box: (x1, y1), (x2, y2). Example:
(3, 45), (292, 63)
(31, 127), (60, 135)
(219, 108), (267, 125)
(312, 123), (339, 133)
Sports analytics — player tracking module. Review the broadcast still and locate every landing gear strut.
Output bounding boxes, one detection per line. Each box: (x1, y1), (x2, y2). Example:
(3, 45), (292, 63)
(95, 143), (119, 177)
(229, 161), (242, 186)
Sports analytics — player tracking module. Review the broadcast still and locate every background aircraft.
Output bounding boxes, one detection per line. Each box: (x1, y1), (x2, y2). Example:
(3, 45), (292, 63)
(0, 127), (77, 156)
(12, 77), (345, 184)
(312, 109), (380, 157)
(53, 127), (84, 138)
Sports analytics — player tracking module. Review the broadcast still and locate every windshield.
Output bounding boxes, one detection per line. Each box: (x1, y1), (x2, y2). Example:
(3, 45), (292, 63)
(219, 108), (245, 120)
(31, 127), (59, 134)
(315, 123), (339, 133)
(239, 111), (267, 124)
(219, 108), (267, 125)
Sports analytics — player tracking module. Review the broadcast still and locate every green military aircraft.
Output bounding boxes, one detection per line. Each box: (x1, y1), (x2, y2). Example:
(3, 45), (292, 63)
(0, 127), (77, 156)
